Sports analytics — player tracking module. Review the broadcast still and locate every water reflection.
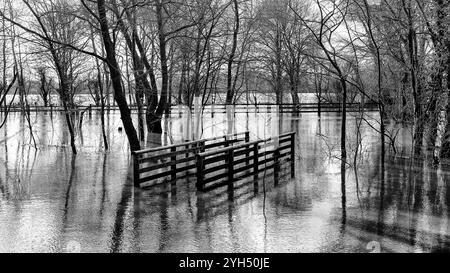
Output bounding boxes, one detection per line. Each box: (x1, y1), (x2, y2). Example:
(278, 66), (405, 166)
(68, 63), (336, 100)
(0, 107), (449, 252)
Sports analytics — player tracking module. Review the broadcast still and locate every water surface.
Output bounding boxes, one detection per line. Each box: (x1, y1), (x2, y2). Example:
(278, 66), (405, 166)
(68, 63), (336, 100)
(0, 108), (449, 253)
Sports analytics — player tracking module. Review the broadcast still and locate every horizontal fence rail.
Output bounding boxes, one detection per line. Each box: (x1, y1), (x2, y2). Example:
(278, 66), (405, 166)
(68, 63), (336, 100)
(201, 104), (377, 114)
(1, 102), (379, 113)
(196, 132), (296, 192)
(132, 131), (250, 188)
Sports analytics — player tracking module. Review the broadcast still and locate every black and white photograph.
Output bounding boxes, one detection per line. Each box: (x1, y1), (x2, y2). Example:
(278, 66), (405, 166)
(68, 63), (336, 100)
(0, 0), (449, 259)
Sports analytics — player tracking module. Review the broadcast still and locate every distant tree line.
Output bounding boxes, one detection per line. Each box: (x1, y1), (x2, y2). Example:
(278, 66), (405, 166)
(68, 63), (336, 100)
(0, 0), (448, 164)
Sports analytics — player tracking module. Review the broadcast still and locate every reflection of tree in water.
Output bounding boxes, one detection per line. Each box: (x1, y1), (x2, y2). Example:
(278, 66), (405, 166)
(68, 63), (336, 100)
(0, 133), (39, 201)
(346, 152), (450, 252)
(109, 173), (134, 253)
(63, 155), (77, 223)
(3, 108), (450, 252)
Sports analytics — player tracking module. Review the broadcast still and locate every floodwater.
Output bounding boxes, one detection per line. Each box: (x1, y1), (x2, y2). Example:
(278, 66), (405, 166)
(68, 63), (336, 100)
(3, 92), (319, 106)
(0, 107), (449, 253)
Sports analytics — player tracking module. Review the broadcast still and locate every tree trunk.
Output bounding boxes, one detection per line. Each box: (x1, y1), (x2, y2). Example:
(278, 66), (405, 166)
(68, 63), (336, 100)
(97, 0), (140, 151)
(340, 77), (347, 164)
(290, 73), (299, 116)
(146, 0), (169, 135)
(275, 26), (282, 105)
(439, 46), (450, 158)
(59, 78), (77, 154)
(91, 26), (108, 150)
(226, 0), (239, 105)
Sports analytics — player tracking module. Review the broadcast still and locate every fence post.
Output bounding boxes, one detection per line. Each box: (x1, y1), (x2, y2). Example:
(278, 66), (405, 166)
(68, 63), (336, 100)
(197, 140), (206, 178)
(291, 133), (295, 179)
(200, 140), (206, 153)
(245, 132), (250, 164)
(185, 141), (190, 175)
(274, 147), (279, 186)
(185, 141), (190, 158)
(196, 154), (205, 191)
(253, 142), (259, 192)
(224, 135), (229, 148)
(171, 146), (177, 187)
(227, 149), (235, 192)
(133, 153), (140, 187)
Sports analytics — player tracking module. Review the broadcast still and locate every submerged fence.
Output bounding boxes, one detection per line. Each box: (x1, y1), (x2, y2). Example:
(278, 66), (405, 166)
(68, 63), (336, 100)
(132, 131), (296, 192)
(2, 102), (378, 113)
(201, 103), (378, 114)
(132, 132), (249, 188)
(195, 132), (296, 192)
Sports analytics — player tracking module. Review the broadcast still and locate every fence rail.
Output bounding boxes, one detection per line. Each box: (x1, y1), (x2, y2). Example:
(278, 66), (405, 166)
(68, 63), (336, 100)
(131, 131), (296, 191)
(196, 132), (296, 192)
(1, 102), (378, 113)
(132, 131), (250, 188)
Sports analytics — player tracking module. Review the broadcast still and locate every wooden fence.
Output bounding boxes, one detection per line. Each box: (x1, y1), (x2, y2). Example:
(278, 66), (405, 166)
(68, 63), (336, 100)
(132, 132), (250, 188)
(195, 132), (296, 192)
(202, 103), (378, 114)
(2, 102), (378, 113)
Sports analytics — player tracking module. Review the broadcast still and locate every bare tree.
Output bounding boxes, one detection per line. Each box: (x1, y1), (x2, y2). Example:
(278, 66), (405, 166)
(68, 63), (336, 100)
(36, 66), (53, 107)
(225, 0), (240, 104)
(291, 0), (350, 163)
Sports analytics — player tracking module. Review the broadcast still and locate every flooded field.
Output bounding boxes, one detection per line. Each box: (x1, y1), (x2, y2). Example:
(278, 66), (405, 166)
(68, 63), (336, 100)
(0, 108), (449, 253)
